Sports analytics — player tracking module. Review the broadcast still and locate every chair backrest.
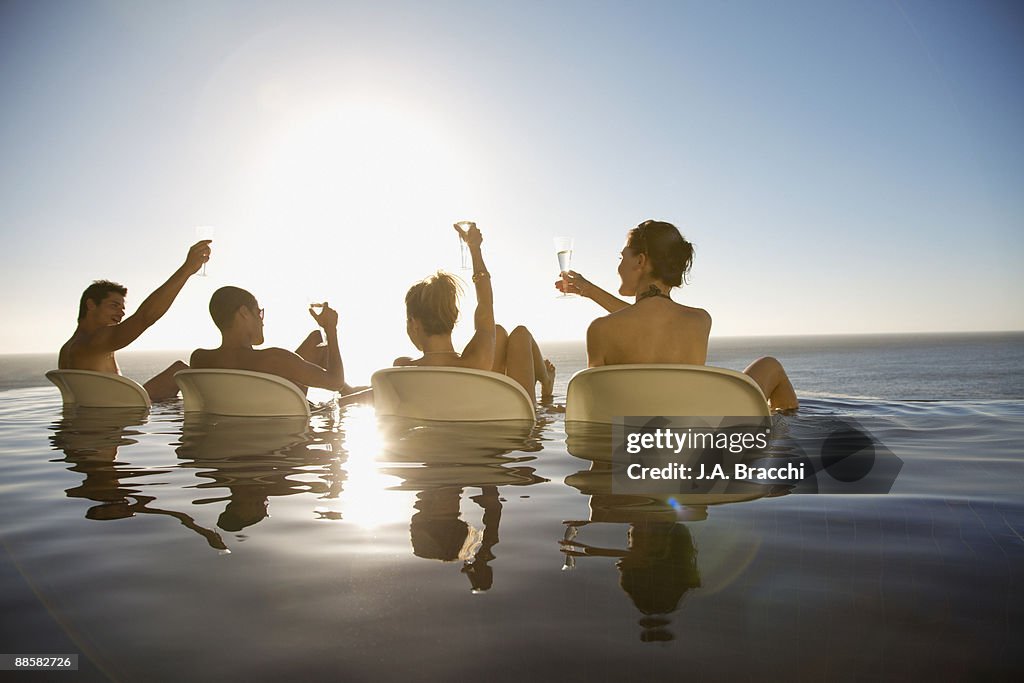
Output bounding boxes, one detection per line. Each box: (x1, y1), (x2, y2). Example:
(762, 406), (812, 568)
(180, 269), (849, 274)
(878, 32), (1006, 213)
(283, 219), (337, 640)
(46, 369), (151, 409)
(371, 367), (536, 422)
(175, 369), (311, 417)
(565, 364), (769, 424)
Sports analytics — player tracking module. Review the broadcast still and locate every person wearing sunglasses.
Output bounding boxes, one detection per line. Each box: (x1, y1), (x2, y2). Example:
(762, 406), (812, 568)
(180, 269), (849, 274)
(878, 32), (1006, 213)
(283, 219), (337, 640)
(190, 286), (361, 396)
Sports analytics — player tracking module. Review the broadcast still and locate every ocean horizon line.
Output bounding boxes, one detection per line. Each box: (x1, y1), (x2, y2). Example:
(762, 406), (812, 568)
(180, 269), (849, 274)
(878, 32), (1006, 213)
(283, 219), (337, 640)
(523, 328), (1024, 345)
(3, 328), (1022, 358)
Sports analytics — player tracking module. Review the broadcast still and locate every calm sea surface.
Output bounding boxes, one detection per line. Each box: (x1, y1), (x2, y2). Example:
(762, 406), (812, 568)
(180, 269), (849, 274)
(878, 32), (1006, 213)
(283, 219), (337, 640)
(1, 333), (1022, 681)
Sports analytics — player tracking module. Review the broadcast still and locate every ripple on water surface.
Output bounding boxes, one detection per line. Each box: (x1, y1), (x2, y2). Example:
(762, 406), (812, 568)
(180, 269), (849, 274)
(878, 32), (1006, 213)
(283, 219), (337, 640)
(0, 385), (1021, 680)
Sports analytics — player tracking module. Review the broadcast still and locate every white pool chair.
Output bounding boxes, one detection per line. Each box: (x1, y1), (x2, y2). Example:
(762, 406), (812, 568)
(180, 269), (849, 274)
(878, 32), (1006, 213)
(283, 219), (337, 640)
(175, 369), (311, 417)
(371, 367), (536, 422)
(46, 369), (151, 409)
(565, 364), (769, 424)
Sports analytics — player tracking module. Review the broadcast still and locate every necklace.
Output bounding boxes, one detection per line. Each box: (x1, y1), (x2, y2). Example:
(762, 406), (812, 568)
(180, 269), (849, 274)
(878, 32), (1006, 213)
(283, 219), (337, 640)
(637, 285), (672, 301)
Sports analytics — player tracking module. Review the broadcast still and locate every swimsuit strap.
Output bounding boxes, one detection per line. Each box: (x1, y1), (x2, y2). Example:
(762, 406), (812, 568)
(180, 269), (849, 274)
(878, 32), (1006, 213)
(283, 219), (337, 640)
(637, 285), (672, 301)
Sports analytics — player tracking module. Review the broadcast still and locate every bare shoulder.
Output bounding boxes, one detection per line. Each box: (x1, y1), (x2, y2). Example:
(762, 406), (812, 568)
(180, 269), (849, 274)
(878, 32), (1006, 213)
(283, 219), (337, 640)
(57, 338), (73, 368)
(594, 307), (629, 326)
(682, 304), (712, 326)
(189, 348), (213, 367)
(588, 313), (607, 328)
(587, 312), (615, 336)
(59, 331), (107, 369)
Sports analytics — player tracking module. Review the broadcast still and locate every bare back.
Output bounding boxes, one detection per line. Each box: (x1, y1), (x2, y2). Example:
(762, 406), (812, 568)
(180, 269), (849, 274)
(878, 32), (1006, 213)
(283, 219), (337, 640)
(394, 350), (489, 370)
(190, 345), (334, 394)
(59, 331), (121, 374)
(190, 346), (306, 378)
(587, 298), (711, 367)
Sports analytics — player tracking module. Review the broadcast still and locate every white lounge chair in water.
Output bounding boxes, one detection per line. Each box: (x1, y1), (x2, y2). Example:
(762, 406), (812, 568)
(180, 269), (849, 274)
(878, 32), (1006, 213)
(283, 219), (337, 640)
(565, 364), (769, 424)
(174, 369), (311, 417)
(46, 369), (152, 409)
(371, 367), (536, 422)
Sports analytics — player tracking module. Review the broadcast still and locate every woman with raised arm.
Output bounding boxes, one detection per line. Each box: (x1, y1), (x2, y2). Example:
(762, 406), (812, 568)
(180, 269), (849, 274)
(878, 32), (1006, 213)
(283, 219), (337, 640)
(396, 222), (556, 401)
(556, 219), (798, 411)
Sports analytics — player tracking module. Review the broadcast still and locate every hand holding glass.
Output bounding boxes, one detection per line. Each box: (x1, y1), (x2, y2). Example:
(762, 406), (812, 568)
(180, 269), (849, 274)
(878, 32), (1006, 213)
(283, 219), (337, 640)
(195, 226), (215, 276)
(554, 237), (574, 297)
(455, 220), (475, 270)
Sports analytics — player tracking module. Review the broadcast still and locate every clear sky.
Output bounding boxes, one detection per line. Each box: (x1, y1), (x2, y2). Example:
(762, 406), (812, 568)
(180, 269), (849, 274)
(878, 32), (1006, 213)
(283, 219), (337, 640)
(1, 0), (1022, 379)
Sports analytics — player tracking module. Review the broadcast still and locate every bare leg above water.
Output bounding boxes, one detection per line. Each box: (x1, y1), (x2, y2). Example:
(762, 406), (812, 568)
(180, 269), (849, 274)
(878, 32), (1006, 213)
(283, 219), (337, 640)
(743, 356), (798, 411)
(143, 360), (189, 402)
(491, 324), (509, 374)
(502, 325), (556, 401)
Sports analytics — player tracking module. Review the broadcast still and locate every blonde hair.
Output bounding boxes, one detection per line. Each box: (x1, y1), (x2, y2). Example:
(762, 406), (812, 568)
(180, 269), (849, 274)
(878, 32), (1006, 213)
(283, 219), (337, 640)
(405, 271), (463, 335)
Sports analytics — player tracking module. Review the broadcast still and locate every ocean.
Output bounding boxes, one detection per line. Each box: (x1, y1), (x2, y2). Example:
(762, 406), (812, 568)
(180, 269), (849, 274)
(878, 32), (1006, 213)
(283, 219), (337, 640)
(1, 333), (1021, 680)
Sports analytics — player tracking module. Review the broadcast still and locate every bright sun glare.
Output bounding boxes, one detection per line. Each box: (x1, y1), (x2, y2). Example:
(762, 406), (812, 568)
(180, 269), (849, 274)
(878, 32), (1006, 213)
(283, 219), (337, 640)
(229, 96), (485, 380)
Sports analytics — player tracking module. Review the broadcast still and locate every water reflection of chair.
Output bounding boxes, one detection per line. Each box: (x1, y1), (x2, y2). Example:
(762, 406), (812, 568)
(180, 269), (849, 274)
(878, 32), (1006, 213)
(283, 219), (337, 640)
(562, 423), (774, 642)
(371, 367), (536, 422)
(377, 417), (544, 592)
(175, 369), (311, 417)
(46, 369), (151, 409)
(565, 364), (769, 424)
(49, 406), (226, 550)
(176, 415), (338, 533)
(566, 421), (777, 516)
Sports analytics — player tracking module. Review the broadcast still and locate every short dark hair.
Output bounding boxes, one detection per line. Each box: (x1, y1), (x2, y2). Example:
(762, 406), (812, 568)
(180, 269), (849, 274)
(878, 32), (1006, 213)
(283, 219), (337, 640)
(78, 280), (127, 322)
(626, 220), (695, 287)
(209, 286), (257, 331)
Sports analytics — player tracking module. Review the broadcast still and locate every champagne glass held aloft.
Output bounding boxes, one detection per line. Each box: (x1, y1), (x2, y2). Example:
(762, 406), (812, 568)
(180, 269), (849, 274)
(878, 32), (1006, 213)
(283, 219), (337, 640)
(455, 220), (475, 270)
(195, 225), (215, 276)
(307, 291), (324, 314)
(554, 236), (574, 297)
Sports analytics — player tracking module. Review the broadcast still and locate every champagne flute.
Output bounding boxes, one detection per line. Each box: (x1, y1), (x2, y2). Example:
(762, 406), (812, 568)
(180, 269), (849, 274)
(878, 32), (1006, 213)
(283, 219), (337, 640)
(304, 292), (325, 348)
(561, 524), (578, 571)
(455, 220), (475, 270)
(554, 236), (574, 297)
(195, 225), (215, 276)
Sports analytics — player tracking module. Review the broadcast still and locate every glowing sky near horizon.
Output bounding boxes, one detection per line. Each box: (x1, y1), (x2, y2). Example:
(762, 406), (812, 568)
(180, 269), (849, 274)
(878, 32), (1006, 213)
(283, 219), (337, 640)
(1, 0), (1022, 381)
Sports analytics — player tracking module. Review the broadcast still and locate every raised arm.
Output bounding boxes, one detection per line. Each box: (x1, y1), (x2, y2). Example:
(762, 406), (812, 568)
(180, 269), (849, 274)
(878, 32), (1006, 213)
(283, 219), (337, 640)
(261, 303), (346, 392)
(556, 271), (629, 314)
(456, 222), (496, 370)
(97, 240), (211, 352)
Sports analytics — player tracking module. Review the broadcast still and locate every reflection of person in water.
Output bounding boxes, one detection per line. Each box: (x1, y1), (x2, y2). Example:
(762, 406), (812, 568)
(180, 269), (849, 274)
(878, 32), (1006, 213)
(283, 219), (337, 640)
(51, 408), (227, 551)
(176, 416), (337, 535)
(410, 486), (502, 593)
(561, 521), (700, 641)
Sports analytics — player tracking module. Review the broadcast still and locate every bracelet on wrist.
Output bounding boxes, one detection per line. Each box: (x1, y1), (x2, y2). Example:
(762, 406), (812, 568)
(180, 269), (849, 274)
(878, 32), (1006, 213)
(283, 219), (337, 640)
(472, 271), (490, 283)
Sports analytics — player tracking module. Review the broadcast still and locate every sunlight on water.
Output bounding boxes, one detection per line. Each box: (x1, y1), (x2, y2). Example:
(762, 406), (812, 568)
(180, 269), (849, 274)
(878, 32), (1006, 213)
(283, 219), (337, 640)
(336, 405), (409, 530)
(2, 335), (1022, 680)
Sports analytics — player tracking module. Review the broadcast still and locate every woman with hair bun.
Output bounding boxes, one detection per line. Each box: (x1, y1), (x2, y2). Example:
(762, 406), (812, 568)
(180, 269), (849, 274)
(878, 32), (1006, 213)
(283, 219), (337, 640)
(396, 222), (555, 401)
(557, 220), (797, 411)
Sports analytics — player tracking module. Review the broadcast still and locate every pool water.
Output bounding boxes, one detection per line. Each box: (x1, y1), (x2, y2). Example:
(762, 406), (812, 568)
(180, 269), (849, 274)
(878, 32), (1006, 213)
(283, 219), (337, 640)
(1, 337), (1022, 680)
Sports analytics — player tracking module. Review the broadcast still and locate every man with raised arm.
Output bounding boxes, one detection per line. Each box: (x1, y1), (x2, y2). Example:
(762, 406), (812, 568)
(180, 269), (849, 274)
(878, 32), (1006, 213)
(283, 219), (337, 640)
(190, 286), (361, 396)
(58, 240), (212, 401)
